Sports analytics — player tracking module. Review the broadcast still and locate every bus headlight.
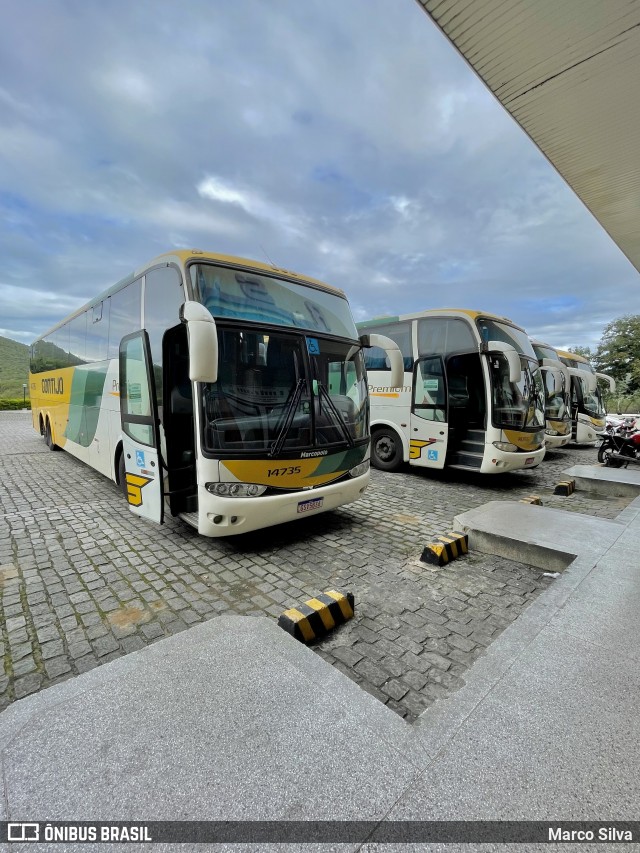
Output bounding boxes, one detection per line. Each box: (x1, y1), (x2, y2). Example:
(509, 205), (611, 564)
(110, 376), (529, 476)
(492, 441), (519, 453)
(205, 483), (267, 497)
(348, 460), (370, 478)
(545, 428), (559, 436)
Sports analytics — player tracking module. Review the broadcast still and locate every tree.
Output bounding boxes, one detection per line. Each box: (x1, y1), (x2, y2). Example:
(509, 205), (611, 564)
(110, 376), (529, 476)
(594, 315), (640, 393)
(568, 345), (593, 360)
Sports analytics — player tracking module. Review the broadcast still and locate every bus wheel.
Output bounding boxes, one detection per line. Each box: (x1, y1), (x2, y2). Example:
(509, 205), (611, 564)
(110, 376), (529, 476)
(45, 419), (60, 451)
(371, 428), (403, 471)
(117, 452), (129, 499)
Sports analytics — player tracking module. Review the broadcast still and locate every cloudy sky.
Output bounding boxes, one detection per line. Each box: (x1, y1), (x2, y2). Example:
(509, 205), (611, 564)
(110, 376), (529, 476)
(1, 0), (638, 350)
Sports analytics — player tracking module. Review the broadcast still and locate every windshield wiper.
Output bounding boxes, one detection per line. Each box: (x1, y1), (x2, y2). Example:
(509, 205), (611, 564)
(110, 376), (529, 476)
(317, 383), (355, 447)
(268, 379), (306, 458)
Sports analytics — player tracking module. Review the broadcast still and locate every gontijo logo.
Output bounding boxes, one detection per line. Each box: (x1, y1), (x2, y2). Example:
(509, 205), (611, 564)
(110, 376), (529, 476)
(41, 377), (64, 394)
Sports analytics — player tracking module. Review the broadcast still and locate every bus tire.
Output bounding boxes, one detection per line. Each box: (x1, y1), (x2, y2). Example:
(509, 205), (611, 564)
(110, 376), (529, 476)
(45, 419), (60, 451)
(117, 450), (129, 499)
(371, 427), (403, 471)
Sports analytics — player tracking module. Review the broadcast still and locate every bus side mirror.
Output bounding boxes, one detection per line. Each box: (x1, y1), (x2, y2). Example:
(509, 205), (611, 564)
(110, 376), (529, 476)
(485, 341), (521, 384)
(360, 333), (404, 389)
(568, 367), (596, 393)
(540, 364), (564, 392)
(596, 372), (615, 392)
(180, 301), (218, 383)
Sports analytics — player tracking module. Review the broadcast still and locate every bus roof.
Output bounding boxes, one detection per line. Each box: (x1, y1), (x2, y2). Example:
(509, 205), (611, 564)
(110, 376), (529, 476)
(149, 250), (344, 296)
(358, 307), (526, 332)
(34, 249), (345, 342)
(530, 338), (559, 352)
(555, 348), (590, 364)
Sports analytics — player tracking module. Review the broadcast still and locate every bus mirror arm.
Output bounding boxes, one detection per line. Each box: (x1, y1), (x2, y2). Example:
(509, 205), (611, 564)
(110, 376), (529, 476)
(596, 372), (615, 392)
(540, 360), (567, 387)
(359, 334), (404, 388)
(180, 301), (219, 383)
(568, 367), (597, 393)
(483, 341), (521, 384)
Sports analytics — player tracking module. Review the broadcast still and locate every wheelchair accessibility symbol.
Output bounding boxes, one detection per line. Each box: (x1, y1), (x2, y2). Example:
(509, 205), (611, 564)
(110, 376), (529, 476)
(427, 449), (439, 461)
(135, 450), (145, 467)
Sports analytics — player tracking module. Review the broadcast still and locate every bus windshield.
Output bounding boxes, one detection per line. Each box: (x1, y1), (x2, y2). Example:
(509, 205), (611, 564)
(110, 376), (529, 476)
(579, 377), (606, 418)
(477, 318), (536, 358)
(542, 368), (568, 421)
(190, 263), (358, 339)
(200, 328), (368, 456)
(532, 343), (560, 363)
(489, 353), (546, 430)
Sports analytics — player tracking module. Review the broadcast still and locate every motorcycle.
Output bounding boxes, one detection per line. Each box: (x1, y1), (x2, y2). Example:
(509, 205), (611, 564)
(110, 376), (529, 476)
(598, 429), (640, 467)
(605, 415), (637, 436)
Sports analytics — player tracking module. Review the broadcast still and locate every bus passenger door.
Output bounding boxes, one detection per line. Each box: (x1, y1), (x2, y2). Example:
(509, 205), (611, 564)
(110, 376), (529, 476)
(119, 331), (164, 524)
(410, 356), (448, 469)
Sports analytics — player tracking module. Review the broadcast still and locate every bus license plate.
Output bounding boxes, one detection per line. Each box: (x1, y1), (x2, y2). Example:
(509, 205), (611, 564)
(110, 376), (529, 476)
(297, 497), (324, 514)
(525, 457), (535, 465)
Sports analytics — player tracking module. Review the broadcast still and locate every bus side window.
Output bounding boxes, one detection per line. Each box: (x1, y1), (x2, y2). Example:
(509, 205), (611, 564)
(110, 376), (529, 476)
(86, 301), (109, 362)
(363, 322), (412, 371)
(144, 266), (185, 410)
(108, 279), (142, 360)
(414, 358), (446, 422)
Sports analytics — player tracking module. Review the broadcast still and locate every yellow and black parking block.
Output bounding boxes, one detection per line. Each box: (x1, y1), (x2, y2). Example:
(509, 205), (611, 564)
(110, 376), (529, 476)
(519, 495), (543, 505)
(554, 479), (575, 496)
(420, 531), (468, 567)
(278, 590), (355, 643)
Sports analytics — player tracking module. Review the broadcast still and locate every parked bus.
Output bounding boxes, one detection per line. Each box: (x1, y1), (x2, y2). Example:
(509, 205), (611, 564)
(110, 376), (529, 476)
(358, 309), (546, 474)
(29, 250), (402, 536)
(530, 339), (572, 449)
(555, 349), (615, 445)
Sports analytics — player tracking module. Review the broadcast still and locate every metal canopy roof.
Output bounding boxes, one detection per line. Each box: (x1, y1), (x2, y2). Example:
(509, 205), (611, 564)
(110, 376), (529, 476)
(417, 0), (640, 273)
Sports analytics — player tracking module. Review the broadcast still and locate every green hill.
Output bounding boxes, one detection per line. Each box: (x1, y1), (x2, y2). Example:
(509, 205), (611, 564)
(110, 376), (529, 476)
(0, 336), (30, 398)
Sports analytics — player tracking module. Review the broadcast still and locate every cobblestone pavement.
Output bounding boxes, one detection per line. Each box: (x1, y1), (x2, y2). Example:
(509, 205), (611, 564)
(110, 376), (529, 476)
(0, 412), (630, 721)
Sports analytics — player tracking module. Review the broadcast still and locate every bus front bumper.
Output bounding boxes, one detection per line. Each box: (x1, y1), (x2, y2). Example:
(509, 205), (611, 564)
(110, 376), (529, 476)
(544, 433), (571, 449)
(481, 445), (546, 473)
(194, 471), (370, 537)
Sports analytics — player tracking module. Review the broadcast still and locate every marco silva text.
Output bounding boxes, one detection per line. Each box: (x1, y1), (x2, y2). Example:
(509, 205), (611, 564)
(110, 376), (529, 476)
(549, 825), (634, 843)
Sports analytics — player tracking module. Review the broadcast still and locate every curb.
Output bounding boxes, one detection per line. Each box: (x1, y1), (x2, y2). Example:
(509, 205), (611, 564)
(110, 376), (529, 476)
(554, 479), (576, 496)
(278, 590), (355, 643)
(420, 531), (468, 567)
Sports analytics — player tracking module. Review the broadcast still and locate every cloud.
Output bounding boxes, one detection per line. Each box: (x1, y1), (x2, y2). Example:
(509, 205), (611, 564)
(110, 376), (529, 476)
(100, 67), (158, 108)
(0, 0), (637, 349)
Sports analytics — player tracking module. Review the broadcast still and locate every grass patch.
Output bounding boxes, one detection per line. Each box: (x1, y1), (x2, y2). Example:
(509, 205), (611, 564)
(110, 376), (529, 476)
(0, 336), (30, 398)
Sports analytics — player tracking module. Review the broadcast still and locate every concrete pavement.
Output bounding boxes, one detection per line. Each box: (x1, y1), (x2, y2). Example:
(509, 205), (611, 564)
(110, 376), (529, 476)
(2, 488), (640, 850)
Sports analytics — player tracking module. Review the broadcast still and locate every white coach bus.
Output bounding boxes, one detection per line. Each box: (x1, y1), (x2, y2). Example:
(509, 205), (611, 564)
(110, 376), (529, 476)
(358, 309), (546, 474)
(530, 339), (572, 449)
(29, 250), (401, 536)
(555, 349), (615, 445)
